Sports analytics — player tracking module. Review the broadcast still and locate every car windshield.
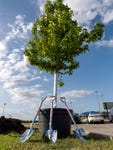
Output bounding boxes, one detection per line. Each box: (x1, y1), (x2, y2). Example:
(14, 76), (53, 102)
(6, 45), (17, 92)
(89, 114), (102, 117)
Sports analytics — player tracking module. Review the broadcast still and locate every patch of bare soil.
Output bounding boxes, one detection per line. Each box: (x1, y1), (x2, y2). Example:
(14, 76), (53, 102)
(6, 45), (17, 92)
(0, 116), (25, 134)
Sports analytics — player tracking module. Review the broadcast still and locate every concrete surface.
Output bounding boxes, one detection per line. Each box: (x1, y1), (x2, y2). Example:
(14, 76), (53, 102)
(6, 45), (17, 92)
(72, 123), (113, 139)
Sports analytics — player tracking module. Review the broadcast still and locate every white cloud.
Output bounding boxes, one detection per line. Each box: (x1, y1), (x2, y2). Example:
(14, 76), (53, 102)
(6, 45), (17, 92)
(0, 41), (8, 58)
(3, 74), (27, 88)
(30, 76), (41, 81)
(5, 15), (33, 43)
(35, 0), (54, 14)
(14, 56), (29, 73)
(0, 14), (46, 106)
(60, 90), (94, 98)
(37, 0), (46, 14)
(8, 53), (21, 64)
(8, 87), (44, 103)
(102, 9), (113, 23)
(64, 0), (99, 24)
(64, 0), (113, 25)
(97, 39), (113, 47)
(43, 76), (50, 82)
(35, 0), (99, 25)
(36, 0), (113, 25)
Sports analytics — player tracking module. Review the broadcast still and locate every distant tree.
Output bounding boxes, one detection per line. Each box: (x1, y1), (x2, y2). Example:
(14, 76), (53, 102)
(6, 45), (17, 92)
(24, 0), (104, 105)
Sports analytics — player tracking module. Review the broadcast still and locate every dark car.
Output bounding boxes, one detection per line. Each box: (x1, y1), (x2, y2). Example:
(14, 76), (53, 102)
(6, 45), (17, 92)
(73, 113), (81, 124)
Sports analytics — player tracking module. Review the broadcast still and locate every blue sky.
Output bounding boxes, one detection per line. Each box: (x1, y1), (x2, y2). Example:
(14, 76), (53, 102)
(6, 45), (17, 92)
(0, 0), (113, 120)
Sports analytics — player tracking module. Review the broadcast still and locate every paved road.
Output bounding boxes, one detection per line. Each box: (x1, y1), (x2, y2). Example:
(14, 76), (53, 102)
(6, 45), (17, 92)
(72, 123), (113, 138)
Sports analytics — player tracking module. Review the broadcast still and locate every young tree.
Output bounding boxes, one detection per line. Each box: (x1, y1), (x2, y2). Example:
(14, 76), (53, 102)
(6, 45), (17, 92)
(24, 0), (104, 106)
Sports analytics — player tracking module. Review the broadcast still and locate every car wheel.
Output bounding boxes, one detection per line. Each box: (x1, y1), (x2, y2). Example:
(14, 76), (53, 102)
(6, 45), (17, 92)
(110, 120), (113, 123)
(101, 120), (104, 124)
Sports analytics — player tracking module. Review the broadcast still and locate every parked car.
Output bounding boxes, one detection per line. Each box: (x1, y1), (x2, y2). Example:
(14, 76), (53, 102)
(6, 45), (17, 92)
(88, 113), (104, 123)
(73, 113), (81, 124)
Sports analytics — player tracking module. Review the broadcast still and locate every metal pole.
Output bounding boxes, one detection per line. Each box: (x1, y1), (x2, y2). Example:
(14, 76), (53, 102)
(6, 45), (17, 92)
(53, 71), (58, 107)
(2, 103), (6, 117)
(70, 101), (73, 110)
(95, 91), (100, 112)
(101, 94), (104, 112)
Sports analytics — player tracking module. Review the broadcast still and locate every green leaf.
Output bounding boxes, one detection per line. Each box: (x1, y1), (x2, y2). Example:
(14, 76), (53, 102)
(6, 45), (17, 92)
(24, 0), (104, 86)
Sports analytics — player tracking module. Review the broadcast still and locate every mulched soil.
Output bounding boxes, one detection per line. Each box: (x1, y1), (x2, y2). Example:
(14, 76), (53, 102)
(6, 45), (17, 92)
(0, 116), (26, 134)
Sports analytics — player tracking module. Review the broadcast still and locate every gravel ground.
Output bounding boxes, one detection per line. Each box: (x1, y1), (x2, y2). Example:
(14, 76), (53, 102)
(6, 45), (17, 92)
(72, 122), (113, 138)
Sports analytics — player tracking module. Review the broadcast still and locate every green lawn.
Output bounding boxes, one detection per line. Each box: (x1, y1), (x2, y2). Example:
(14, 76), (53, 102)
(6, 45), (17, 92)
(0, 130), (113, 150)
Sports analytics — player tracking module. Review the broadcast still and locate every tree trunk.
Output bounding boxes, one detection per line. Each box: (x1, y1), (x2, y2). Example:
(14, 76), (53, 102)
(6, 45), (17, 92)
(53, 71), (58, 107)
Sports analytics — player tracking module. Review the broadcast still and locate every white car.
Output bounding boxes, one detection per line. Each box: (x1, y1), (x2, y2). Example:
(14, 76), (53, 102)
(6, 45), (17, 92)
(88, 113), (104, 123)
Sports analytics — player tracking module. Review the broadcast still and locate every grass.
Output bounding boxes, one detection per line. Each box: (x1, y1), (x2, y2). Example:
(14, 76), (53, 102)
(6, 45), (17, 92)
(0, 130), (113, 150)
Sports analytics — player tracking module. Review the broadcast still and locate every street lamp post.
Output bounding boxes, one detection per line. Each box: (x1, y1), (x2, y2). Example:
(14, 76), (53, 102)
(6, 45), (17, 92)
(70, 101), (73, 110)
(2, 103), (6, 117)
(101, 94), (104, 111)
(95, 91), (100, 112)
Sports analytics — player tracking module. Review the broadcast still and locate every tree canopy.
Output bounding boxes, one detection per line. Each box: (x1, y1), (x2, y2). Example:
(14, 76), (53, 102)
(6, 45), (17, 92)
(24, 0), (104, 84)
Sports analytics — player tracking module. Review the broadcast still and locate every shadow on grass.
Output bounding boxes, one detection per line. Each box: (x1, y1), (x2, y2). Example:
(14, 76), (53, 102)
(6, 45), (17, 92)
(68, 132), (110, 142)
(29, 139), (43, 143)
(24, 130), (110, 144)
(85, 133), (110, 141)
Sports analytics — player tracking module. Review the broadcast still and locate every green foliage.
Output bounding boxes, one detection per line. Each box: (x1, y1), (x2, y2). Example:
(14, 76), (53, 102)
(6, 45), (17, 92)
(24, 0), (104, 83)
(58, 79), (64, 87)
